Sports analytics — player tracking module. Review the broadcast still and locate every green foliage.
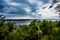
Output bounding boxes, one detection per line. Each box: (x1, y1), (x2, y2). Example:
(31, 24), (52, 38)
(0, 20), (60, 40)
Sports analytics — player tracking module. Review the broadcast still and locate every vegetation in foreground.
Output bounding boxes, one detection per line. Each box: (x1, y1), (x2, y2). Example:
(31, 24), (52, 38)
(0, 19), (60, 40)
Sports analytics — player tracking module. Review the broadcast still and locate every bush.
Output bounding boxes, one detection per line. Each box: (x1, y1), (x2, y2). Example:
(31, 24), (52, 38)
(0, 20), (60, 40)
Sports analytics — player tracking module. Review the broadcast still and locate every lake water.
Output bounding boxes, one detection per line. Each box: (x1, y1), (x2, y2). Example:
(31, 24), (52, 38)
(3, 19), (60, 25)
(3, 19), (33, 25)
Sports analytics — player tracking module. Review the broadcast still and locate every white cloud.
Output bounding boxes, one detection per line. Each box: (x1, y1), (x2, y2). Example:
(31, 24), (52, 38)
(7, 16), (31, 19)
(5, 0), (21, 6)
(0, 13), (32, 19)
(35, 2), (59, 19)
(28, 0), (44, 8)
(3, 7), (18, 13)
(28, 0), (37, 4)
(27, 0), (60, 19)
(6, 16), (42, 19)
(24, 6), (31, 13)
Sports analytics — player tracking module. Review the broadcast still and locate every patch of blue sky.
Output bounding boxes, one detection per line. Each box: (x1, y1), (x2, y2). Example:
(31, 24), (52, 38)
(42, 0), (49, 3)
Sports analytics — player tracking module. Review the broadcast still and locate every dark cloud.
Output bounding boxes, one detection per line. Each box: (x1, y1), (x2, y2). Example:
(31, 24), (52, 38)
(0, 0), (4, 4)
(0, 0), (27, 15)
(0, 5), (5, 12)
(49, 5), (54, 9)
(0, 0), (7, 12)
(41, 0), (49, 3)
(2, 6), (27, 15)
(9, 9), (27, 15)
(0, 0), (35, 14)
(12, 0), (28, 4)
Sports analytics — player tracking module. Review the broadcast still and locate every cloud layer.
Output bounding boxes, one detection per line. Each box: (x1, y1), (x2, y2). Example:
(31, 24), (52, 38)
(0, 0), (59, 19)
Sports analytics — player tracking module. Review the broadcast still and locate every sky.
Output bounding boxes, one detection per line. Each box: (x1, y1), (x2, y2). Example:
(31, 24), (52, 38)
(0, 0), (60, 19)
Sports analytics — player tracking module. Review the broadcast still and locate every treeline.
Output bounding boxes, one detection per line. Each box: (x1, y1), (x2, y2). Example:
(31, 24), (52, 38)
(0, 20), (60, 40)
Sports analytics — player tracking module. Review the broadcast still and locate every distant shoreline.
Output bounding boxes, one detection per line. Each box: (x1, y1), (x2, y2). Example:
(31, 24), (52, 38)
(3, 19), (60, 21)
(1, 19), (60, 25)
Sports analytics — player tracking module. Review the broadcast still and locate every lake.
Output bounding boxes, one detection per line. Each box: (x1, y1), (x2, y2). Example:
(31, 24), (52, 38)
(3, 19), (60, 25)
